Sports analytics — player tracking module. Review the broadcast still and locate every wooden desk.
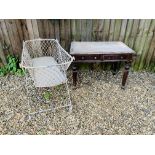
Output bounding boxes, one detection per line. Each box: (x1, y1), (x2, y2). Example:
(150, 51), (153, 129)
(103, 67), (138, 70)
(70, 41), (136, 89)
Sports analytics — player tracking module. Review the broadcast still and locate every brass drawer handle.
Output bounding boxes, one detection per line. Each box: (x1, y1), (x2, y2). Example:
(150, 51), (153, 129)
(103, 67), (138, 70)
(81, 56), (85, 60)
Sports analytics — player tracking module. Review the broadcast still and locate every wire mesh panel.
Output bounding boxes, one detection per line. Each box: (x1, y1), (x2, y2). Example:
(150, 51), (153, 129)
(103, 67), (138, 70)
(21, 39), (74, 118)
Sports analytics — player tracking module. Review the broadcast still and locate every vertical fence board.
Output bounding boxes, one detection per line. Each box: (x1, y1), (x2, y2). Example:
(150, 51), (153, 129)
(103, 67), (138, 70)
(128, 19), (140, 48)
(145, 32), (155, 68)
(5, 20), (18, 54)
(0, 19), (13, 53)
(92, 19), (99, 41)
(0, 22), (4, 42)
(124, 19), (133, 45)
(20, 19), (29, 41)
(48, 20), (55, 39)
(119, 19), (128, 42)
(60, 19), (65, 49)
(11, 19), (22, 54)
(76, 19), (81, 41)
(133, 19), (146, 66)
(86, 19), (93, 41)
(26, 19), (34, 39)
(103, 19), (110, 41)
(31, 19), (39, 38)
(109, 19), (115, 41)
(15, 20), (24, 44)
(0, 42), (7, 65)
(139, 20), (155, 69)
(98, 19), (104, 41)
(113, 19), (122, 41)
(81, 19), (87, 41)
(65, 19), (71, 51)
(43, 19), (50, 38)
(54, 20), (60, 41)
(71, 19), (76, 41)
(134, 20), (152, 69)
(37, 19), (44, 38)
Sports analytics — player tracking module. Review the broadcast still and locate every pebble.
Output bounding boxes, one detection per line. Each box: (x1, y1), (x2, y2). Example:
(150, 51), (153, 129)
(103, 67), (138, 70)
(0, 70), (154, 134)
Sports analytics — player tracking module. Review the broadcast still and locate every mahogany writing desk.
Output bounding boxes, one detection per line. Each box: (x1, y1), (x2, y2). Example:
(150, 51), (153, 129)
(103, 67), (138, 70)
(70, 41), (136, 89)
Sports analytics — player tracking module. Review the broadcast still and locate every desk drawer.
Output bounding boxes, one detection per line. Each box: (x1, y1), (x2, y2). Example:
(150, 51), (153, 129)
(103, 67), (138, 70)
(74, 54), (133, 61)
(75, 55), (102, 61)
(103, 55), (130, 60)
(89, 55), (102, 60)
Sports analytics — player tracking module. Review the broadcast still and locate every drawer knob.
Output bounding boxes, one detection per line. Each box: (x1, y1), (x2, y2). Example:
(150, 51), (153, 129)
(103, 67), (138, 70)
(120, 56), (123, 59)
(94, 56), (97, 59)
(81, 56), (85, 60)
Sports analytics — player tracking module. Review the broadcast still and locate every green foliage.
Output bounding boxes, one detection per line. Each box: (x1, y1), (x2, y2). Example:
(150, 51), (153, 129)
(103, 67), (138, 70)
(0, 55), (25, 77)
(43, 91), (52, 101)
(79, 64), (89, 70)
(55, 84), (62, 91)
(0, 66), (8, 76)
(149, 62), (155, 72)
(6, 55), (18, 74)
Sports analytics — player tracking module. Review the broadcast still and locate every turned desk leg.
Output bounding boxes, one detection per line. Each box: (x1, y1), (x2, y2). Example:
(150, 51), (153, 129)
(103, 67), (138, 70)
(121, 62), (131, 89)
(72, 64), (78, 86)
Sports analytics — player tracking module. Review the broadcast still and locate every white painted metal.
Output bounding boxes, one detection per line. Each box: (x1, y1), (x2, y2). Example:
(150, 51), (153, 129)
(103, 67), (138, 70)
(21, 39), (74, 118)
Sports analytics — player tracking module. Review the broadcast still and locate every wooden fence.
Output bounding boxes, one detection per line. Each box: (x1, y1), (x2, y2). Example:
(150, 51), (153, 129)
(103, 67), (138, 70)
(0, 19), (155, 70)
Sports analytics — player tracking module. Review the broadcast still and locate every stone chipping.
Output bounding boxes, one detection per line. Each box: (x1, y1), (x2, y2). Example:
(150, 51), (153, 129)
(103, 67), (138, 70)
(0, 70), (155, 135)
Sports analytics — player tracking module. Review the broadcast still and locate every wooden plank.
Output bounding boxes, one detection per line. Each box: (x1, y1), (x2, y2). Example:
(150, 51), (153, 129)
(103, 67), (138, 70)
(0, 19), (13, 53)
(134, 19), (152, 69)
(75, 19), (81, 41)
(26, 19), (34, 39)
(139, 20), (155, 69)
(43, 19), (50, 38)
(103, 19), (110, 41)
(48, 19), (55, 39)
(128, 19), (140, 48)
(149, 48), (155, 71)
(92, 19), (99, 41)
(137, 20), (151, 55)
(119, 19), (128, 41)
(65, 19), (71, 51)
(0, 23), (4, 42)
(37, 19), (44, 38)
(113, 19), (122, 41)
(5, 19), (17, 54)
(124, 19), (133, 45)
(145, 23), (155, 68)
(10, 19), (22, 55)
(152, 48), (155, 63)
(54, 20), (60, 41)
(20, 19), (29, 41)
(31, 19), (39, 38)
(0, 41), (7, 65)
(86, 19), (93, 41)
(134, 19), (146, 52)
(60, 19), (65, 48)
(15, 20), (24, 44)
(71, 19), (76, 41)
(109, 19), (115, 41)
(98, 19), (104, 41)
(81, 19), (87, 41)
(133, 19), (146, 69)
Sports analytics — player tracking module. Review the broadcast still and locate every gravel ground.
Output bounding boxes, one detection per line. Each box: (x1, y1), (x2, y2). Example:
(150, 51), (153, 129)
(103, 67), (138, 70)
(0, 70), (155, 135)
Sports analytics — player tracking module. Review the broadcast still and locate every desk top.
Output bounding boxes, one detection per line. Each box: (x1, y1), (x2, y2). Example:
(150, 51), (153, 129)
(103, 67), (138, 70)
(70, 41), (135, 55)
